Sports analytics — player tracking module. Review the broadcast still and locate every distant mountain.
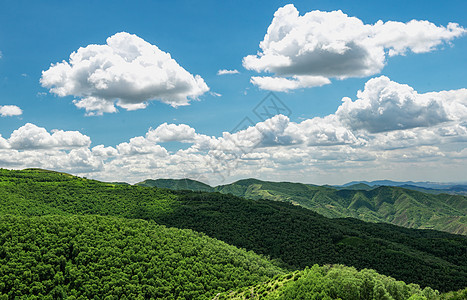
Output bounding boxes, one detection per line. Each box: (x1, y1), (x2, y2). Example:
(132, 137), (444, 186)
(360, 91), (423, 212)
(137, 178), (213, 192)
(340, 180), (467, 195)
(331, 183), (374, 191)
(397, 184), (467, 196)
(341, 179), (457, 189)
(138, 178), (467, 235)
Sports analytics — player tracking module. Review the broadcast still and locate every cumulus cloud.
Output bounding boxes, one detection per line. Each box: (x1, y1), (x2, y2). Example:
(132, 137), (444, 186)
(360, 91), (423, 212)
(41, 32), (209, 115)
(1, 76), (466, 184)
(0, 135), (9, 149)
(293, 115), (364, 146)
(146, 123), (197, 143)
(116, 136), (168, 156)
(250, 75), (330, 91)
(244, 4), (466, 90)
(0, 105), (23, 117)
(336, 76), (467, 133)
(8, 123), (91, 150)
(91, 145), (118, 157)
(217, 69), (239, 75)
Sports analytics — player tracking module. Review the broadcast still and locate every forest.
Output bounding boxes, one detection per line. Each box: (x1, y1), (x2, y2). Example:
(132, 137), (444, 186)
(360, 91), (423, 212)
(0, 168), (466, 299)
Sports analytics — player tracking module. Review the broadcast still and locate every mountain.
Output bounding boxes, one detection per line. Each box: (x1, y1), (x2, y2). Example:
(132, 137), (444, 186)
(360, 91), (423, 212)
(1, 169), (466, 293)
(138, 178), (213, 192)
(341, 180), (467, 196)
(341, 180), (466, 189)
(332, 182), (374, 191)
(397, 184), (467, 196)
(138, 177), (467, 235)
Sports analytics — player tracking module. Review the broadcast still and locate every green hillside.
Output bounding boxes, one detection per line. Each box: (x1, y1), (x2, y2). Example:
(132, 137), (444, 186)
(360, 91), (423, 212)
(0, 168), (177, 218)
(1, 169), (466, 294)
(0, 214), (283, 299)
(138, 178), (467, 235)
(219, 265), (440, 300)
(158, 191), (467, 292)
(215, 179), (467, 235)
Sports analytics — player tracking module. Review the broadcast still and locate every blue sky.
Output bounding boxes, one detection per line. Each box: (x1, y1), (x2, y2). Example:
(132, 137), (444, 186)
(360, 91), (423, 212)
(0, 0), (466, 185)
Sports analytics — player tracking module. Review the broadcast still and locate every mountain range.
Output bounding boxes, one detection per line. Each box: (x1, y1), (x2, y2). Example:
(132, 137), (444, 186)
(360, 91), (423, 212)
(337, 180), (467, 196)
(137, 178), (467, 235)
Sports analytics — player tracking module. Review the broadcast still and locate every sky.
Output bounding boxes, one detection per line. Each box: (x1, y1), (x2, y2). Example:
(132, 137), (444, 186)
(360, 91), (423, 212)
(0, 0), (466, 185)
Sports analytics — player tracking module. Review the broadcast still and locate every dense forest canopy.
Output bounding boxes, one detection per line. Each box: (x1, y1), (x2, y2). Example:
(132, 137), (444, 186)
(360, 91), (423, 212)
(0, 214), (283, 299)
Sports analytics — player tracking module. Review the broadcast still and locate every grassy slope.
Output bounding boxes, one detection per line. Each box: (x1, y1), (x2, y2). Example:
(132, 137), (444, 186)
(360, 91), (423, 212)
(1, 169), (466, 293)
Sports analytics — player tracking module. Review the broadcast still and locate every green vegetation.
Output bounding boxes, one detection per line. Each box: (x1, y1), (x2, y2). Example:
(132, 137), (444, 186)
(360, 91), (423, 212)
(138, 178), (467, 235)
(0, 214), (283, 299)
(1, 168), (466, 298)
(138, 178), (212, 192)
(440, 288), (467, 299)
(220, 265), (439, 300)
(158, 191), (467, 292)
(0, 168), (177, 219)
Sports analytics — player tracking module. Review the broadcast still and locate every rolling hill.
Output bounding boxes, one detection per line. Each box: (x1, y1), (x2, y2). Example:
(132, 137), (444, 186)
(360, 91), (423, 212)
(0, 214), (283, 299)
(1, 169), (466, 293)
(137, 178), (467, 235)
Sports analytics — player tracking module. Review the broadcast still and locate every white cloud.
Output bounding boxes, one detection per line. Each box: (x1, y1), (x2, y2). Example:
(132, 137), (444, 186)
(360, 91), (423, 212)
(0, 135), (9, 149)
(116, 136), (168, 156)
(217, 69), (239, 75)
(91, 145), (118, 157)
(73, 97), (117, 116)
(336, 76), (467, 133)
(0, 77), (465, 185)
(250, 75), (330, 91)
(146, 123), (197, 143)
(41, 32), (209, 115)
(293, 115), (364, 146)
(0, 105), (23, 117)
(244, 4), (466, 90)
(8, 123), (91, 150)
